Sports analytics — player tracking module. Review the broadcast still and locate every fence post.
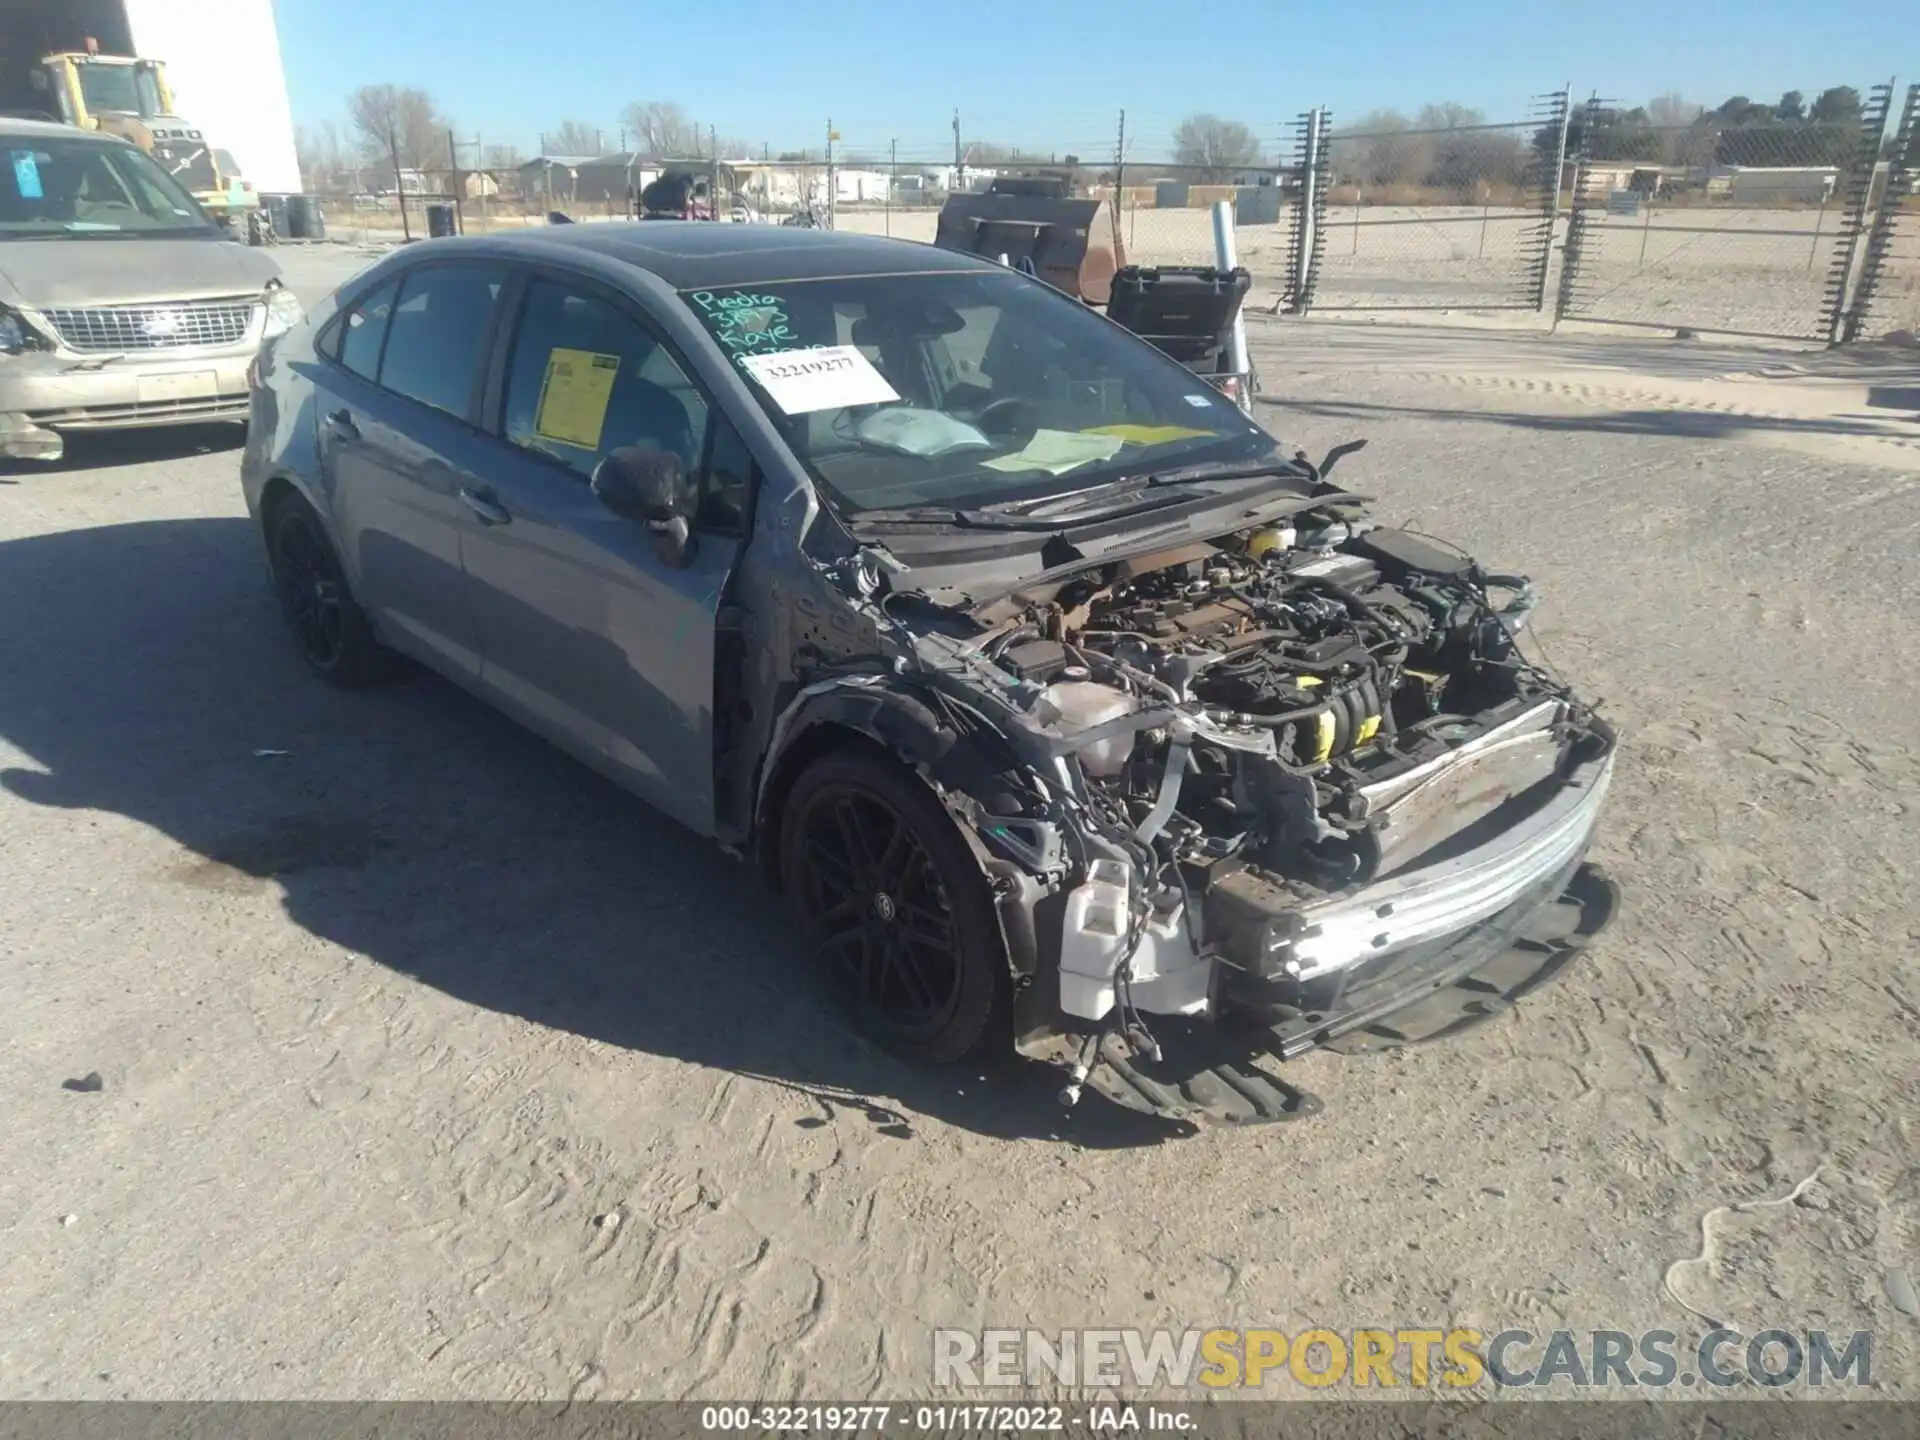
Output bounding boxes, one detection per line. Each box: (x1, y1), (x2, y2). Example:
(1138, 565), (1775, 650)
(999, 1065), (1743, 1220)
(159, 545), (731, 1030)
(1211, 200), (1250, 391)
(1552, 94), (1603, 329)
(1526, 86), (1571, 313)
(1832, 81), (1908, 344)
(1284, 106), (1328, 314)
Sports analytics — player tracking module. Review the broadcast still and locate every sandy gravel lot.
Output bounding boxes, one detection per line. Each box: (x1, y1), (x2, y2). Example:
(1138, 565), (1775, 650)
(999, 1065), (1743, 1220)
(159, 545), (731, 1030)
(1, 249), (1917, 1408)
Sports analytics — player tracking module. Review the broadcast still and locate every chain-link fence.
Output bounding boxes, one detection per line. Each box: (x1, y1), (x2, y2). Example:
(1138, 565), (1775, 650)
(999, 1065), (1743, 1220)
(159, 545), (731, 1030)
(1306, 94), (1568, 311)
(1557, 87), (1895, 340)
(284, 81), (1920, 344)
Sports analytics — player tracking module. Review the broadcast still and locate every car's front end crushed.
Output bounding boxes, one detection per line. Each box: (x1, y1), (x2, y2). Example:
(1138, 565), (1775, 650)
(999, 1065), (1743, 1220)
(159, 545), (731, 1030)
(764, 459), (1620, 1121)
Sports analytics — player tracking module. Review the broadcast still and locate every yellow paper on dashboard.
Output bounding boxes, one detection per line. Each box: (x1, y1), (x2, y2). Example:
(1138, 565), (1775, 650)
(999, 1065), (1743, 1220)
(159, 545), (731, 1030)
(534, 348), (621, 449)
(983, 428), (1127, 476)
(1085, 423), (1216, 445)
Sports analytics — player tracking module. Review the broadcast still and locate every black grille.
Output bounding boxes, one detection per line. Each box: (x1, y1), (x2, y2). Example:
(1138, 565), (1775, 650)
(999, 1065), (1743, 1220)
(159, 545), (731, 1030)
(41, 299), (259, 353)
(152, 143), (219, 194)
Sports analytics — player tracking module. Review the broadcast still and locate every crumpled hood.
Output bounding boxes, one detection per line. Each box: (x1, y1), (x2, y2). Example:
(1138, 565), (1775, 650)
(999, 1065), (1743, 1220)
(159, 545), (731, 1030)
(0, 236), (281, 309)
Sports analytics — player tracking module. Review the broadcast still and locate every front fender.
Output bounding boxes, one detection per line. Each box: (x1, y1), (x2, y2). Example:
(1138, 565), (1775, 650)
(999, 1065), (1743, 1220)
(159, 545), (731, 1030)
(752, 675), (1056, 1022)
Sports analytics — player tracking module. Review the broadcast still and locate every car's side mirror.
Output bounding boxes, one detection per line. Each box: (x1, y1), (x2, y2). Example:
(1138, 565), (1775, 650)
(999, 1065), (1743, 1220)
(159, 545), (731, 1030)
(590, 444), (697, 567)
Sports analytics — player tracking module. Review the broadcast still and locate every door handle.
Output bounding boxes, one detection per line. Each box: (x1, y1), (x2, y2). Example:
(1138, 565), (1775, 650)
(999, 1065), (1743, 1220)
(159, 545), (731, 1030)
(458, 485), (512, 526)
(323, 407), (358, 439)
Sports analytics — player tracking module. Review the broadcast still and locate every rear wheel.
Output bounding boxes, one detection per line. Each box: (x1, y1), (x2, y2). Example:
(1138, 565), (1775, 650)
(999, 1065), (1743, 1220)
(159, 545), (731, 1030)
(266, 495), (388, 688)
(779, 751), (1008, 1063)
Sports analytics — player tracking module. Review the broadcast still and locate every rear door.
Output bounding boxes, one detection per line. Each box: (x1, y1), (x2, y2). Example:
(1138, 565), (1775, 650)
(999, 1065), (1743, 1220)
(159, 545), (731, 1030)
(313, 261), (507, 679)
(457, 269), (753, 834)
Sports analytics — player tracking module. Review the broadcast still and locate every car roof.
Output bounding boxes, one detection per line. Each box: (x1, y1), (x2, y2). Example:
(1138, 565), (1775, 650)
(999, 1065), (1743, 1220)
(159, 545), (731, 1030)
(0, 116), (131, 145)
(428, 222), (1002, 292)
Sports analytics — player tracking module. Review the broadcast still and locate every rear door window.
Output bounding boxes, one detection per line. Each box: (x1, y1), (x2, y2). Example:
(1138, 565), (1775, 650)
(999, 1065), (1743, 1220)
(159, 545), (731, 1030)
(375, 263), (508, 419)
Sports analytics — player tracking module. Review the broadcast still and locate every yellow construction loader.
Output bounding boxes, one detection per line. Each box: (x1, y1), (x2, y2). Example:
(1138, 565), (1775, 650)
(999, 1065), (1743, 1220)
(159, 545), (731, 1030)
(13, 42), (256, 225)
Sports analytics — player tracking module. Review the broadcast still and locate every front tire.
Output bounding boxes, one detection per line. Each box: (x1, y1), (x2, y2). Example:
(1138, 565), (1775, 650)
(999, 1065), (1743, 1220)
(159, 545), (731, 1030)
(265, 494), (389, 689)
(778, 751), (1009, 1063)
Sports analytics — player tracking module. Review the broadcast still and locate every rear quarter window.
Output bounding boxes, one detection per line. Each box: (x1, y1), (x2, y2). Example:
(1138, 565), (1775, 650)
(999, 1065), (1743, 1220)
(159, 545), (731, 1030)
(376, 263), (508, 419)
(332, 279), (398, 380)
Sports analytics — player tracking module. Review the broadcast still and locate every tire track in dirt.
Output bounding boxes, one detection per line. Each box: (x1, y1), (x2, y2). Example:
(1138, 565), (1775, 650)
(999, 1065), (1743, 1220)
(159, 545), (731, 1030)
(280, 992), (981, 1401)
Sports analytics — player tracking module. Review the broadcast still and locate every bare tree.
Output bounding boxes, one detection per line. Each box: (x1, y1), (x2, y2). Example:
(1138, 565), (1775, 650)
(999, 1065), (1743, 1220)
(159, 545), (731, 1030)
(483, 142), (524, 172)
(1172, 114), (1263, 180)
(346, 84), (449, 172)
(1431, 127), (1526, 192)
(546, 120), (602, 157)
(961, 140), (1017, 166)
(295, 121), (351, 192)
(1332, 108), (1417, 186)
(622, 100), (698, 156)
(1414, 101), (1485, 132)
(1646, 92), (1703, 128)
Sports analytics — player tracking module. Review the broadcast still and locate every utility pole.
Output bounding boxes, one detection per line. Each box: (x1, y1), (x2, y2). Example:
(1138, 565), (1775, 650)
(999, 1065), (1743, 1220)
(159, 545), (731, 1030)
(475, 131), (488, 233)
(447, 127), (464, 234)
(1112, 108), (1127, 254)
(826, 118), (836, 229)
(887, 137), (897, 236)
(388, 123), (410, 241)
(953, 108), (964, 192)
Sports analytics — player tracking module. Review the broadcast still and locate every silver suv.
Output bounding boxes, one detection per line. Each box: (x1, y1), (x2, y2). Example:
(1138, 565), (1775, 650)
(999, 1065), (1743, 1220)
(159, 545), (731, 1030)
(1, 118), (298, 461)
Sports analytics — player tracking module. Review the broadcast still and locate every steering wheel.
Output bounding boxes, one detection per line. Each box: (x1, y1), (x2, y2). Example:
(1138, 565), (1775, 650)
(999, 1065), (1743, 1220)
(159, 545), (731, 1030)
(971, 397), (1036, 439)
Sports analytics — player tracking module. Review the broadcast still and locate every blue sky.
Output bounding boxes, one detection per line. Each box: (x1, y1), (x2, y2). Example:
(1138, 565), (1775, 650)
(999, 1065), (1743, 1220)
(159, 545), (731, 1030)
(275, 0), (1917, 160)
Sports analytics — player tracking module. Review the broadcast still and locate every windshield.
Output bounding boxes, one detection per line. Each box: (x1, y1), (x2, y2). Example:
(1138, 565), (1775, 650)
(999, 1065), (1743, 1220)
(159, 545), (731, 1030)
(1, 135), (214, 237)
(76, 62), (162, 117)
(681, 269), (1276, 513)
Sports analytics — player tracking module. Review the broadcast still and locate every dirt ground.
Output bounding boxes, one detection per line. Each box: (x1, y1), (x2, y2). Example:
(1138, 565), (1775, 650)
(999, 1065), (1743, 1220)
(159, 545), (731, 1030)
(1, 248), (1917, 1406)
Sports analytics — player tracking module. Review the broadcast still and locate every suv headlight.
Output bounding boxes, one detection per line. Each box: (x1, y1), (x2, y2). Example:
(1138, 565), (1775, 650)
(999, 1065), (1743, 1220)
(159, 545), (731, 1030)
(262, 283), (304, 340)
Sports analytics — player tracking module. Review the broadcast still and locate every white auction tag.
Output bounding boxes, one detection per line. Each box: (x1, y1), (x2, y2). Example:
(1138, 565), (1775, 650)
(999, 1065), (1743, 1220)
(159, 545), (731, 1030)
(738, 345), (900, 414)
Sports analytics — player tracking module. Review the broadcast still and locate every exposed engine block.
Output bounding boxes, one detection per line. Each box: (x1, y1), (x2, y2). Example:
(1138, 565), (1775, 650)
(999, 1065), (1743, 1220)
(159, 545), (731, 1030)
(984, 510), (1560, 888)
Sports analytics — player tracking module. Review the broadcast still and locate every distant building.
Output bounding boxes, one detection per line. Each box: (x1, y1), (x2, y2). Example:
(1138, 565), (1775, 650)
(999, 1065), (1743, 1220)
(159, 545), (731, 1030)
(833, 168), (891, 203)
(1714, 166), (1839, 204)
(515, 153), (673, 208)
(732, 162), (817, 208)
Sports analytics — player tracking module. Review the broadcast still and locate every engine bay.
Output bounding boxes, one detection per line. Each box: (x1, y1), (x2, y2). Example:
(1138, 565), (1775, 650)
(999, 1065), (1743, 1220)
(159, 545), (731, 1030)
(974, 499), (1596, 897)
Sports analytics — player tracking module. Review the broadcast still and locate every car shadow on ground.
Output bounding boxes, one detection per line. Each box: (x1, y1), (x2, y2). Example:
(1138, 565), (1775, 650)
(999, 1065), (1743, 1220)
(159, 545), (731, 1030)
(0, 423), (245, 477)
(0, 517), (1195, 1147)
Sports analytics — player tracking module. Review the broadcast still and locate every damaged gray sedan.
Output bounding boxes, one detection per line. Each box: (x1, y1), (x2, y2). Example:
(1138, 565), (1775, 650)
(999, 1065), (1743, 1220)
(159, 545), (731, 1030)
(243, 224), (1617, 1121)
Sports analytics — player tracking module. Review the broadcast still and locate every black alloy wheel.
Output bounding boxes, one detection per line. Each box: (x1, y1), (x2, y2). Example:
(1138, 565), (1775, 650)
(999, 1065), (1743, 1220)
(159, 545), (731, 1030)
(780, 752), (1007, 1062)
(266, 497), (387, 688)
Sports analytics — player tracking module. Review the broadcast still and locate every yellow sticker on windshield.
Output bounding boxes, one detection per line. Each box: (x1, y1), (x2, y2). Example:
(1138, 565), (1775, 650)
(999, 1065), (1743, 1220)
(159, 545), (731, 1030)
(534, 347), (621, 449)
(1086, 423), (1217, 445)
